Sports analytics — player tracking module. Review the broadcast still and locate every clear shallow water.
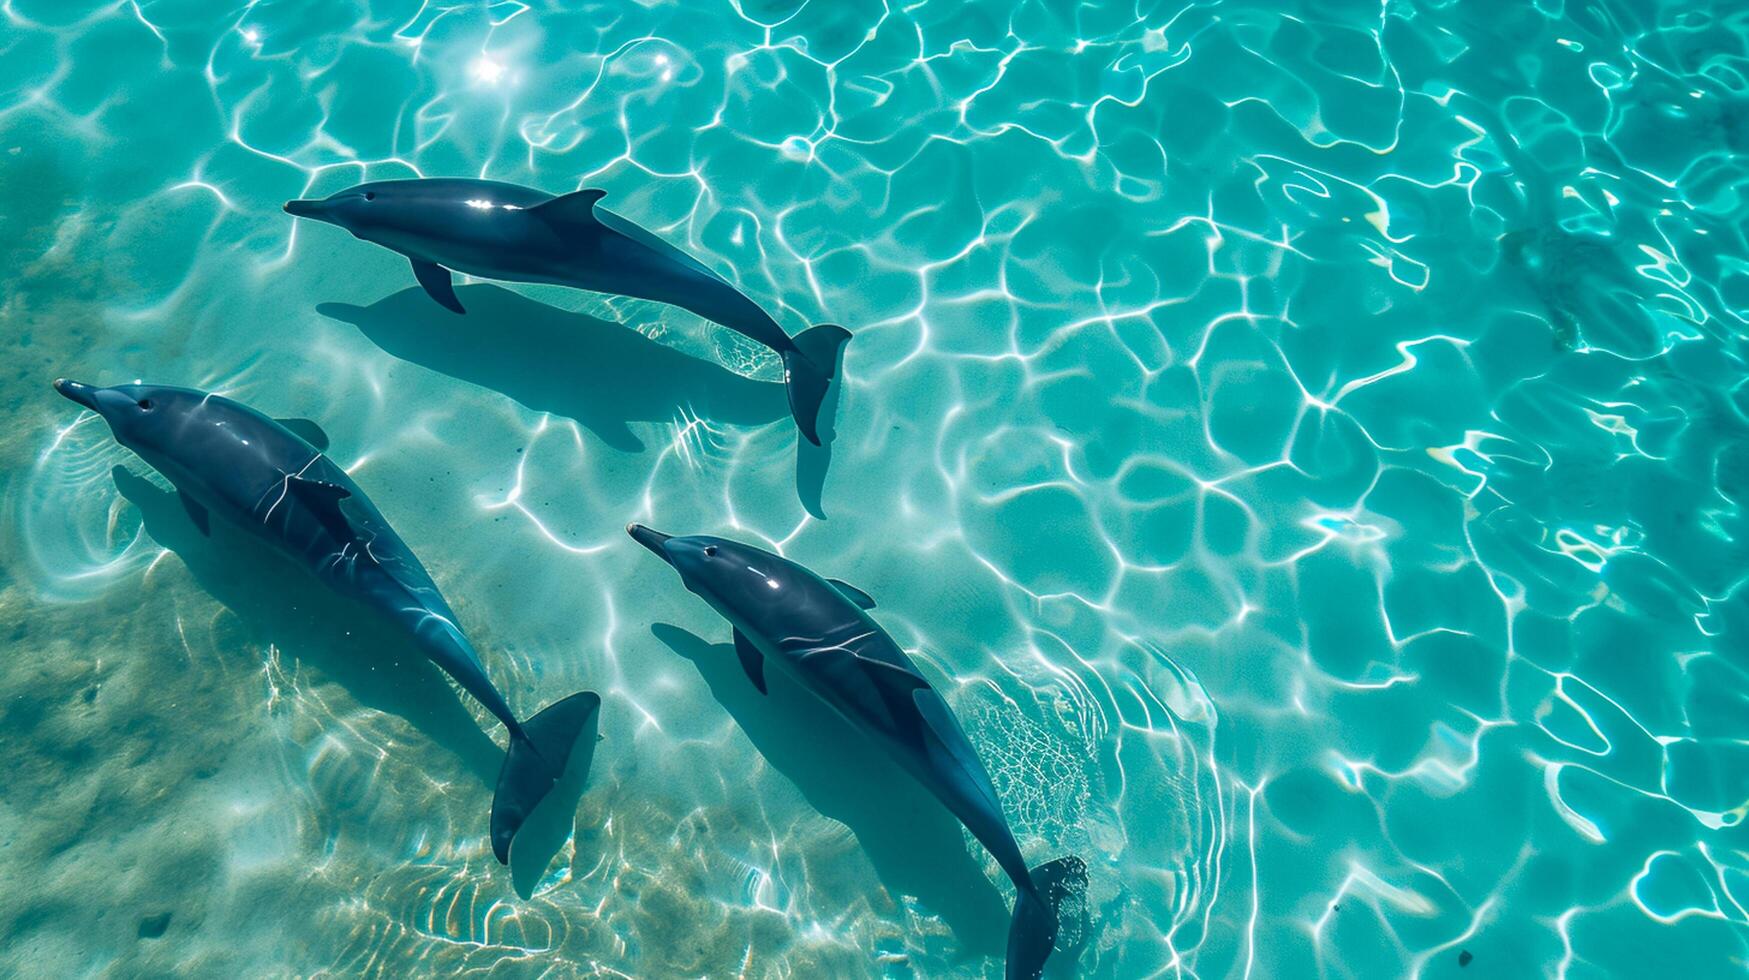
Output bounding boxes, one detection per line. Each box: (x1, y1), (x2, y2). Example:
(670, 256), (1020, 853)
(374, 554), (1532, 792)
(2, 0), (1748, 976)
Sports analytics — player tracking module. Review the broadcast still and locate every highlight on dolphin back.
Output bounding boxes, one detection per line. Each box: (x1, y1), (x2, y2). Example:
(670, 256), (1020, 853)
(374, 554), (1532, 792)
(626, 524), (1085, 979)
(284, 178), (850, 445)
(53, 379), (599, 864)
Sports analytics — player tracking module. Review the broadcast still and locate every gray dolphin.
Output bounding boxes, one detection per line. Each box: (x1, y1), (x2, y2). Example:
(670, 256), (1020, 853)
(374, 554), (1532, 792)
(283, 178), (850, 445)
(626, 524), (1084, 979)
(54, 379), (599, 864)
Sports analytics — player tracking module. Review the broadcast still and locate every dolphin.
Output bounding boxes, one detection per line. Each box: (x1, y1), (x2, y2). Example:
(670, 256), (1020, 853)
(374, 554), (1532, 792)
(54, 379), (599, 864)
(626, 524), (1084, 979)
(283, 178), (850, 445)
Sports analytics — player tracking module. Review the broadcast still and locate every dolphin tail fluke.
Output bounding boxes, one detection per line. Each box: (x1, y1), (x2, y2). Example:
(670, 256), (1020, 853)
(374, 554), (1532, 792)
(1005, 856), (1088, 980)
(489, 691), (601, 864)
(780, 323), (851, 445)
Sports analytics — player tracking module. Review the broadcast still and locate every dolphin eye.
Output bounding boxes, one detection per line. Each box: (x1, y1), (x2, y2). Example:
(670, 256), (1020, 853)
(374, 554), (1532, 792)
(137, 399), (154, 410)
(363, 192), (376, 201)
(703, 546), (718, 557)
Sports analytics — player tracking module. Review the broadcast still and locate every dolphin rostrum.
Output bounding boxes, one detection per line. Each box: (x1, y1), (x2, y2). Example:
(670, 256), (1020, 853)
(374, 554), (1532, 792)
(626, 524), (1084, 979)
(54, 379), (599, 864)
(284, 178), (850, 445)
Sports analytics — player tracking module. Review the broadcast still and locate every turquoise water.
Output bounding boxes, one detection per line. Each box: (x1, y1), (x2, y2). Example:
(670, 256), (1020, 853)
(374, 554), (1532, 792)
(4, 0), (1749, 976)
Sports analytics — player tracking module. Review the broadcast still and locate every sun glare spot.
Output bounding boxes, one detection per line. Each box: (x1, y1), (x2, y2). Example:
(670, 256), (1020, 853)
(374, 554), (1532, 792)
(470, 55), (508, 85)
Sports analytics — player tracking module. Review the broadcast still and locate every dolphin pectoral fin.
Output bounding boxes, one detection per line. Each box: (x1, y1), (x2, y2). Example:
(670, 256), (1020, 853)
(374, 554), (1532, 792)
(286, 476), (356, 542)
(732, 629), (768, 694)
(180, 493), (211, 536)
(275, 417), (332, 452)
(529, 188), (607, 229)
(411, 258), (465, 314)
(827, 578), (876, 609)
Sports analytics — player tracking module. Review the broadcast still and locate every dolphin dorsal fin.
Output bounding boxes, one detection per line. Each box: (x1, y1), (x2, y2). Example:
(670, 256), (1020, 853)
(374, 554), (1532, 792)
(530, 188), (607, 228)
(828, 578), (876, 609)
(286, 476), (355, 542)
(276, 417), (332, 452)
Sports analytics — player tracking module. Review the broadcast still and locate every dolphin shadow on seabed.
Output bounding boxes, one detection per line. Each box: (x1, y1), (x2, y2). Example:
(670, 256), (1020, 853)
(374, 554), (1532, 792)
(316, 285), (840, 518)
(112, 467), (593, 896)
(649, 623), (1012, 963)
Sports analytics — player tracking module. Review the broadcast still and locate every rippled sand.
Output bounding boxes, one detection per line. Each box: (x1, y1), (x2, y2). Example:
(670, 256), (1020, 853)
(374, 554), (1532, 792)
(3, 0), (1748, 976)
